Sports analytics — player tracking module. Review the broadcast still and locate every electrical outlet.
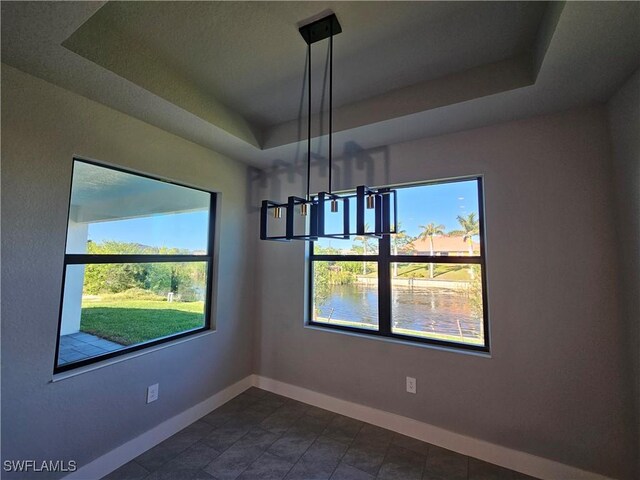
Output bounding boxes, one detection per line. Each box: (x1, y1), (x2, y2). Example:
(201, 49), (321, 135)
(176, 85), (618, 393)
(406, 376), (416, 394)
(147, 383), (159, 403)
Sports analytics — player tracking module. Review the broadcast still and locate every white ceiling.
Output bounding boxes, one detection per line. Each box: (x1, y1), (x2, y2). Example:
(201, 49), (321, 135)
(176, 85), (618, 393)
(2, 1), (639, 168)
(63, 1), (546, 128)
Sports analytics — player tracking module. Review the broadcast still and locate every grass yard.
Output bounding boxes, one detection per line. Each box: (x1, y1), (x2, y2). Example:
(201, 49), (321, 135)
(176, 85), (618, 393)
(395, 263), (474, 281)
(80, 299), (205, 346)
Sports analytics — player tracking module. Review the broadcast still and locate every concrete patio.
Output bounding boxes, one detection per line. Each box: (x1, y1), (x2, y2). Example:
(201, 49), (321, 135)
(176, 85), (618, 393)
(58, 332), (123, 366)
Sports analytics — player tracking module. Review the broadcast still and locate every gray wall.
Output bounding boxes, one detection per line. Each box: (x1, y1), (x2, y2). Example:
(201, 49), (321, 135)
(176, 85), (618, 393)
(254, 107), (636, 479)
(1, 65), (257, 479)
(3, 63), (637, 480)
(607, 69), (640, 478)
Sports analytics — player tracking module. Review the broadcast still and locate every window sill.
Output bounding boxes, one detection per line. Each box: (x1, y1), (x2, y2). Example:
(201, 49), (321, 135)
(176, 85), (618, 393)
(51, 329), (216, 382)
(304, 325), (492, 358)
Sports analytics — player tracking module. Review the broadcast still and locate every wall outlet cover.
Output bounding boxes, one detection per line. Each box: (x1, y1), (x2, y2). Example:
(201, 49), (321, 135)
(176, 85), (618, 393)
(147, 383), (159, 403)
(406, 377), (416, 394)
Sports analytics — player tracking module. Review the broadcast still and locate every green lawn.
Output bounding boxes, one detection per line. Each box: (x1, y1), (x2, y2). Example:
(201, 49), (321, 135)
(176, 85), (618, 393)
(80, 299), (205, 346)
(395, 263), (473, 281)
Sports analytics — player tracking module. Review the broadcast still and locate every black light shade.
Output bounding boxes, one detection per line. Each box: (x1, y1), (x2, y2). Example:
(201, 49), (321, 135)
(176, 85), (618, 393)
(260, 200), (290, 241)
(356, 186), (398, 238)
(285, 196), (319, 240)
(317, 191), (350, 239)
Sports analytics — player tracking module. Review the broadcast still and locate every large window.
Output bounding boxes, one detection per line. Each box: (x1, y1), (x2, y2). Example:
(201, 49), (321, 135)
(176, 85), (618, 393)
(55, 159), (215, 372)
(309, 177), (489, 352)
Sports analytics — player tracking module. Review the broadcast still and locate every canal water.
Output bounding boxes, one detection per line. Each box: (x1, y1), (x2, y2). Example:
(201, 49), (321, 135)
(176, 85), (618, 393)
(316, 284), (483, 340)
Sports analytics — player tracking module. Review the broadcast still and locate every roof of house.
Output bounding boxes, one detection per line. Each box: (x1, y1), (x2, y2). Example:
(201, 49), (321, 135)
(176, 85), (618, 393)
(407, 235), (480, 253)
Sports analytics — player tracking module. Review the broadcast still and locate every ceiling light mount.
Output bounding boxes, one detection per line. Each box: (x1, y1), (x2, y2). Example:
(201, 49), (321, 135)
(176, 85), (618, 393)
(299, 14), (342, 45)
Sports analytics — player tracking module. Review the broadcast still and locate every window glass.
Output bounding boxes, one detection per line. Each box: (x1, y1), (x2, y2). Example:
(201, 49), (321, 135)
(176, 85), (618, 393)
(56, 160), (213, 371)
(312, 261), (378, 330)
(390, 262), (484, 346)
(395, 180), (481, 257)
(66, 161), (210, 254)
(58, 262), (207, 366)
(309, 177), (488, 352)
(313, 196), (379, 255)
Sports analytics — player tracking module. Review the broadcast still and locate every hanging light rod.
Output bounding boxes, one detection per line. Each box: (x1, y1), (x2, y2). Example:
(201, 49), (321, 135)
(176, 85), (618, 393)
(301, 13), (350, 240)
(259, 12), (398, 242)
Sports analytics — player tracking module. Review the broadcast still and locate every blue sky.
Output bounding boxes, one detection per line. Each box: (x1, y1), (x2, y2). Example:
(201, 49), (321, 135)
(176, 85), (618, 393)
(317, 179), (480, 250)
(88, 211), (210, 252)
(392, 179), (479, 237)
(86, 180), (479, 252)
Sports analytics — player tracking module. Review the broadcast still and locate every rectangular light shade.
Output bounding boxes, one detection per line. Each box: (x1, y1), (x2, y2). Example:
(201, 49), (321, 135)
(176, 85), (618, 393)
(317, 192), (350, 239)
(286, 196), (319, 241)
(260, 200), (290, 241)
(356, 186), (398, 237)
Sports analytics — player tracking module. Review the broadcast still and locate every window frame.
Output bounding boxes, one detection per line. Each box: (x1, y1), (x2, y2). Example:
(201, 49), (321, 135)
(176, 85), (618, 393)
(54, 157), (217, 373)
(308, 176), (490, 353)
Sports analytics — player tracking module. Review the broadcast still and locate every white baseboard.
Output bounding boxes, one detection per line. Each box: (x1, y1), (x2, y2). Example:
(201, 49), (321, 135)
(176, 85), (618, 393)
(253, 375), (615, 480)
(65, 375), (254, 480)
(67, 373), (614, 480)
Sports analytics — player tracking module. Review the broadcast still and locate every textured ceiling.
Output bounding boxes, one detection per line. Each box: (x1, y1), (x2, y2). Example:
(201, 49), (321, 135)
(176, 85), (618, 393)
(63, 1), (547, 129)
(2, 1), (639, 168)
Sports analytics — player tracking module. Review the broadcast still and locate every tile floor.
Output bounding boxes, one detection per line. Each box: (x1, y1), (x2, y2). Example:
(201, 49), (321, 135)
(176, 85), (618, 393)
(104, 387), (539, 480)
(58, 332), (123, 365)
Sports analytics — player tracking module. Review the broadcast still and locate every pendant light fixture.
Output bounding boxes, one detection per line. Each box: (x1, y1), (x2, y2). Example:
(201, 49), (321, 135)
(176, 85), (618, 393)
(311, 15), (350, 241)
(260, 13), (398, 242)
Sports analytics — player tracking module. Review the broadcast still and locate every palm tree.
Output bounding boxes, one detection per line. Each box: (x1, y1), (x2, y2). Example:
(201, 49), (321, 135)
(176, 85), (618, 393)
(418, 222), (445, 278)
(391, 222), (414, 277)
(451, 212), (479, 255)
(354, 223), (375, 275)
(449, 212), (480, 280)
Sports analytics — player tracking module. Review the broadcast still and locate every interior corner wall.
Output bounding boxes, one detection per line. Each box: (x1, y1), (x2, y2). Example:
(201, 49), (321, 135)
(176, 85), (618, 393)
(1, 64), (257, 479)
(607, 68), (640, 479)
(254, 106), (635, 479)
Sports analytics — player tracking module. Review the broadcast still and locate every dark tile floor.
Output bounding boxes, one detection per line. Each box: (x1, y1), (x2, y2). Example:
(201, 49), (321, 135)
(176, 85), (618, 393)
(58, 332), (123, 365)
(104, 388), (539, 480)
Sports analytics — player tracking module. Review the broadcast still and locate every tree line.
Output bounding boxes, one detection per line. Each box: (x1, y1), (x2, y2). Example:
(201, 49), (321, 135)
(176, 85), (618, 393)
(83, 241), (205, 302)
(316, 212), (480, 277)
(313, 213), (483, 318)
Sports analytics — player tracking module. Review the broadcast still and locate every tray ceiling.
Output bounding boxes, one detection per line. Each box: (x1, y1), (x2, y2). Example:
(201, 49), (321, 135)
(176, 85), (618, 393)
(2, 1), (639, 167)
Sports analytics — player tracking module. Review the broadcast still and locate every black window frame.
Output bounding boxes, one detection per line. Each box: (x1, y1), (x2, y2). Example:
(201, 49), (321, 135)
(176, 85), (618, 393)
(54, 158), (216, 373)
(308, 176), (490, 353)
